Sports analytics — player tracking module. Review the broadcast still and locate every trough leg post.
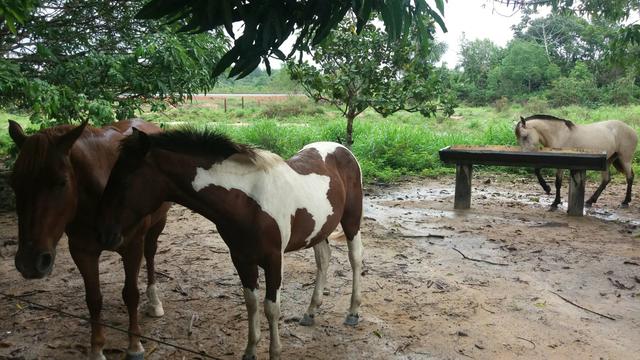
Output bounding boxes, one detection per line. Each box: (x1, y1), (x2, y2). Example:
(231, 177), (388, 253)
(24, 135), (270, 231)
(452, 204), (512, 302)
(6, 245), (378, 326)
(454, 164), (473, 210)
(568, 169), (586, 216)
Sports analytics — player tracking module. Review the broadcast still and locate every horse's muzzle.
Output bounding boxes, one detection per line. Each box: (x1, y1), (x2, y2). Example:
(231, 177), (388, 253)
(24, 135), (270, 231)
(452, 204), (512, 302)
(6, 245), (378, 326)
(15, 250), (55, 279)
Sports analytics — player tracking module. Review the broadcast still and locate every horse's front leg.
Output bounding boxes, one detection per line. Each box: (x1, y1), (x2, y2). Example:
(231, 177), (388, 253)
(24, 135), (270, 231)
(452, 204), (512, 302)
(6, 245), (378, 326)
(69, 246), (105, 360)
(121, 238), (145, 360)
(300, 240), (331, 326)
(231, 254), (260, 360)
(550, 169), (564, 210)
(534, 168), (551, 194)
(144, 217), (166, 317)
(263, 254), (283, 360)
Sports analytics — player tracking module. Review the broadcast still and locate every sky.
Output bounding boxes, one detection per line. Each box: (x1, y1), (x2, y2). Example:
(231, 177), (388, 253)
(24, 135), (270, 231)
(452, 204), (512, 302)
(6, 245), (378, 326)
(435, 1), (526, 68)
(254, 1), (537, 70)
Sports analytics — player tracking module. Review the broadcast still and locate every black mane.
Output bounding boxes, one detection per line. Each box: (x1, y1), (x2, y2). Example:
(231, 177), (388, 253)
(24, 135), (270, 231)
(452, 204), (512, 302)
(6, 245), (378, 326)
(523, 114), (575, 129)
(121, 127), (254, 159)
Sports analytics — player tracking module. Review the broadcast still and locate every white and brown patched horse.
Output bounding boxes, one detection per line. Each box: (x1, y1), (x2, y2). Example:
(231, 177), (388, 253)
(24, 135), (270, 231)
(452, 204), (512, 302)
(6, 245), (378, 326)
(515, 114), (638, 208)
(96, 128), (364, 360)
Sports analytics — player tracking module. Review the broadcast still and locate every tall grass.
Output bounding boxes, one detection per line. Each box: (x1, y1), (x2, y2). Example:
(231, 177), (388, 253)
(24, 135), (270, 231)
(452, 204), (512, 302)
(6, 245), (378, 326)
(2, 101), (640, 182)
(187, 116), (521, 182)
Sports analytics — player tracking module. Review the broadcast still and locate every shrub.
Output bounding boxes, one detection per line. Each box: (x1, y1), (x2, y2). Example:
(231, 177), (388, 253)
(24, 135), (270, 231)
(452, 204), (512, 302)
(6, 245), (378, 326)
(493, 97), (510, 112)
(260, 97), (324, 118)
(522, 96), (549, 114)
(603, 73), (639, 105)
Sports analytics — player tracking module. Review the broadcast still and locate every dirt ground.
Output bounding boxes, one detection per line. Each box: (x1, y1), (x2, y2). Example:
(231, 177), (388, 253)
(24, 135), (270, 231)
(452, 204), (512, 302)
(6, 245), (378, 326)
(1, 174), (639, 360)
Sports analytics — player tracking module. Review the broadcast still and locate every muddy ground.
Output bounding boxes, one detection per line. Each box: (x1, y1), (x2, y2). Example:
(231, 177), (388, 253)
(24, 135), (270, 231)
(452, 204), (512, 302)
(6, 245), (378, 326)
(1, 174), (639, 360)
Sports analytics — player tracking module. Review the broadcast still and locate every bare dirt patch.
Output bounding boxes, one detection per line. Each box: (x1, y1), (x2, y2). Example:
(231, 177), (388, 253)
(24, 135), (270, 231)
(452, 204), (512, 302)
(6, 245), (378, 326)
(1, 175), (639, 359)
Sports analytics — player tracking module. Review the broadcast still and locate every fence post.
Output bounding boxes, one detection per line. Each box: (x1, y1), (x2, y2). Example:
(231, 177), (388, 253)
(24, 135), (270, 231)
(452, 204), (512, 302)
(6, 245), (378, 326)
(241, 96), (244, 109)
(224, 98), (227, 112)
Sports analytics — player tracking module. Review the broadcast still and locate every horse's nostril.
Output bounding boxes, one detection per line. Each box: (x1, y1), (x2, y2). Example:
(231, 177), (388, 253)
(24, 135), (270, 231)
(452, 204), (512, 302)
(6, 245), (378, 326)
(36, 252), (53, 274)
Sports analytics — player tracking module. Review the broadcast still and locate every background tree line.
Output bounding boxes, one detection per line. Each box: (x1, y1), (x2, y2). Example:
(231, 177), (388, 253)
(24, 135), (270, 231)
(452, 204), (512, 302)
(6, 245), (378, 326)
(451, 12), (640, 107)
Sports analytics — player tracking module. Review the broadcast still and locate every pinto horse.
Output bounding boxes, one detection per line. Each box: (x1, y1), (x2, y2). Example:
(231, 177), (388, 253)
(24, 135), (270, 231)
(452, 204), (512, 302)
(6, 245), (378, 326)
(97, 128), (364, 360)
(8, 119), (171, 360)
(515, 114), (638, 208)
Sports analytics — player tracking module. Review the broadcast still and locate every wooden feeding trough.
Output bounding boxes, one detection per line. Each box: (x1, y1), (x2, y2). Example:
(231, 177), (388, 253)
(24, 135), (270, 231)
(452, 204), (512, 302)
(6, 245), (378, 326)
(438, 145), (608, 216)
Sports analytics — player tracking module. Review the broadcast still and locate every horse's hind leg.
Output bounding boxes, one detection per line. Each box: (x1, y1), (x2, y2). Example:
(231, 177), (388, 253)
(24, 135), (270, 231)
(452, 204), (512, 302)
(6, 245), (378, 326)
(144, 216), (166, 317)
(121, 239), (146, 360)
(586, 169), (611, 207)
(300, 239), (331, 326)
(550, 169), (564, 210)
(623, 170), (634, 207)
(615, 158), (634, 207)
(344, 230), (363, 326)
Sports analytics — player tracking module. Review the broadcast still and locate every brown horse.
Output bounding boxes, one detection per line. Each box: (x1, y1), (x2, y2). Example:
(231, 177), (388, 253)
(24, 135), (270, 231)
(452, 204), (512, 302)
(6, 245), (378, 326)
(515, 114), (638, 209)
(8, 119), (171, 360)
(97, 128), (364, 360)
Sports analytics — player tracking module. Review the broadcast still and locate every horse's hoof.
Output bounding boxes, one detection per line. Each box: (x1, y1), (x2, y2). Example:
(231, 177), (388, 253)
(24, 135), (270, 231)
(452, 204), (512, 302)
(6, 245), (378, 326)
(344, 313), (359, 326)
(125, 351), (144, 360)
(585, 202), (593, 208)
(299, 313), (315, 326)
(242, 355), (256, 360)
(88, 351), (106, 360)
(549, 206), (558, 212)
(543, 186), (551, 194)
(620, 203), (630, 208)
(146, 303), (165, 317)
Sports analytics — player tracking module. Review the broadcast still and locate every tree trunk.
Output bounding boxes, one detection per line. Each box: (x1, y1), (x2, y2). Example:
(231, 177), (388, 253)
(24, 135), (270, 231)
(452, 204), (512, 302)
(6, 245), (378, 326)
(345, 113), (355, 149)
(542, 23), (552, 63)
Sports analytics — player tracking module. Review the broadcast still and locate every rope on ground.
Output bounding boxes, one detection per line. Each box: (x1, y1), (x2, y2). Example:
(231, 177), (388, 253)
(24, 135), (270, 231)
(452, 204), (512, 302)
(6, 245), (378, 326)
(452, 247), (508, 266)
(549, 290), (616, 321)
(0, 291), (223, 359)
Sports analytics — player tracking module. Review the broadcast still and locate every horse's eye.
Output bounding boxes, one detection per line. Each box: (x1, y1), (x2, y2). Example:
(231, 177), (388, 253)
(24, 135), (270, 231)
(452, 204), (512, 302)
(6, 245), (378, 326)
(53, 179), (66, 188)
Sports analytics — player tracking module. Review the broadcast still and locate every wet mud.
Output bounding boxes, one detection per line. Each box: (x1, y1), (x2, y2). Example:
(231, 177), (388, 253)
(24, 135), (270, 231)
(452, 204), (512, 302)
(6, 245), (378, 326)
(1, 174), (638, 359)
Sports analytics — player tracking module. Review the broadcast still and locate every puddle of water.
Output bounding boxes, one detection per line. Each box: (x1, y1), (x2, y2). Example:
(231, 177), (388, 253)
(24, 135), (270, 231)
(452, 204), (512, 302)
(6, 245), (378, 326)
(365, 183), (640, 228)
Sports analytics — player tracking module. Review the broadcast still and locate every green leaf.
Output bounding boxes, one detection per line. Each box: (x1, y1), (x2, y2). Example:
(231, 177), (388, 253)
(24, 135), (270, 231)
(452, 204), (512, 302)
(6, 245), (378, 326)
(435, 0), (445, 15)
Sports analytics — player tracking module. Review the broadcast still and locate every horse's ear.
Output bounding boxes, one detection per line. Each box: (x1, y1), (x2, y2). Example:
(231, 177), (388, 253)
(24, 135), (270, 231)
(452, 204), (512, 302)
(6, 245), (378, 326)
(520, 116), (527, 128)
(8, 120), (27, 148)
(130, 127), (150, 156)
(57, 121), (88, 153)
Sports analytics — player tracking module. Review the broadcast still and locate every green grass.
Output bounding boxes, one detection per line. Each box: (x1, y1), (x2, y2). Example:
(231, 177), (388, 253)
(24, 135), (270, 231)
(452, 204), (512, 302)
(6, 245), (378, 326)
(0, 112), (30, 159)
(2, 99), (640, 183)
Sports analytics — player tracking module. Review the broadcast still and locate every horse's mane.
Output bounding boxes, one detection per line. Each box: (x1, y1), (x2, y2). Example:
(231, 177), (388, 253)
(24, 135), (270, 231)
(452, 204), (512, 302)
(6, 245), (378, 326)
(522, 114), (575, 129)
(124, 127), (276, 166)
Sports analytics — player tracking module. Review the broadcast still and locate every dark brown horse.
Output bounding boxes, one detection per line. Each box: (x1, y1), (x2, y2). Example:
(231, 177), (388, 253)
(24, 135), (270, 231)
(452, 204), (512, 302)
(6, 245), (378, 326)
(97, 128), (364, 360)
(8, 119), (171, 360)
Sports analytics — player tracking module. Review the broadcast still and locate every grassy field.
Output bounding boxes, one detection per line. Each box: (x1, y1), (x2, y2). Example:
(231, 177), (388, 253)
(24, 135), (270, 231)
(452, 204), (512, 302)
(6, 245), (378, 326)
(2, 97), (640, 182)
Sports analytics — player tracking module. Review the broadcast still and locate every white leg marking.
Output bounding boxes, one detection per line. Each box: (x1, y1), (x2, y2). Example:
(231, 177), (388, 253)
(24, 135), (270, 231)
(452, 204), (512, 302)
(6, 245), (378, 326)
(264, 290), (282, 360)
(243, 287), (261, 358)
(347, 231), (363, 316)
(302, 241), (331, 324)
(145, 284), (164, 317)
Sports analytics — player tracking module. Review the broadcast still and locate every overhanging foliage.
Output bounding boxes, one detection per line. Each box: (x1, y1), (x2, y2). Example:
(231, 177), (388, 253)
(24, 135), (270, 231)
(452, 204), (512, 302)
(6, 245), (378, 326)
(136, 0), (448, 78)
